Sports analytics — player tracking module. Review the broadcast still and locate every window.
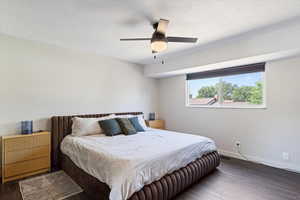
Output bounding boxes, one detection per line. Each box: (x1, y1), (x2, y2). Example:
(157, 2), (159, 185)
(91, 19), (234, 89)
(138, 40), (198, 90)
(186, 63), (265, 108)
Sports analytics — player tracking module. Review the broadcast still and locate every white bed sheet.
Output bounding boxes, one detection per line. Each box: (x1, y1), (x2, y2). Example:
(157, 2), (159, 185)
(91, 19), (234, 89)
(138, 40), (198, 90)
(61, 128), (217, 200)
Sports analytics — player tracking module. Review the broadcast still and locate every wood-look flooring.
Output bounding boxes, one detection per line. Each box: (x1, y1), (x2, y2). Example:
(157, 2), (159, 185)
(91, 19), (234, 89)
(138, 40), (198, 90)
(1, 157), (299, 200)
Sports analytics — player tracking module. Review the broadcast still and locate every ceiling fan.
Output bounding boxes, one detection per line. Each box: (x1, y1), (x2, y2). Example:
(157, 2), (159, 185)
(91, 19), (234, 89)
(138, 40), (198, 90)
(120, 19), (198, 53)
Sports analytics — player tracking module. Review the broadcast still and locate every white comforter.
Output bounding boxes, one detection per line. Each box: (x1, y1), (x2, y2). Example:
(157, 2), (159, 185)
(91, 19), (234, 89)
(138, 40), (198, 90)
(61, 129), (217, 200)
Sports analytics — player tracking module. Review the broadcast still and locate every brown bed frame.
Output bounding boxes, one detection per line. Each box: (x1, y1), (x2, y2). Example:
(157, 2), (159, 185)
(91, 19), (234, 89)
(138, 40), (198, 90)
(51, 112), (220, 200)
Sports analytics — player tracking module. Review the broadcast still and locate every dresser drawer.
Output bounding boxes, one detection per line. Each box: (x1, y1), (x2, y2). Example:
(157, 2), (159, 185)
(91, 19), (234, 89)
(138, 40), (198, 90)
(4, 133), (50, 152)
(148, 120), (165, 129)
(33, 134), (50, 147)
(5, 146), (49, 164)
(4, 137), (34, 152)
(4, 157), (50, 178)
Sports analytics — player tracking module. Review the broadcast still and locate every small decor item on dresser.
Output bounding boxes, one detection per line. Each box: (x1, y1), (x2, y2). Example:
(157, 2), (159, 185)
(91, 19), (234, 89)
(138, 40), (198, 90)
(21, 120), (33, 134)
(149, 112), (156, 120)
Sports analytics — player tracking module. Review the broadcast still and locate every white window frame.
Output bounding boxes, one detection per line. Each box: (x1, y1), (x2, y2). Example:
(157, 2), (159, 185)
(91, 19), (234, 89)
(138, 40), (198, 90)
(185, 71), (267, 109)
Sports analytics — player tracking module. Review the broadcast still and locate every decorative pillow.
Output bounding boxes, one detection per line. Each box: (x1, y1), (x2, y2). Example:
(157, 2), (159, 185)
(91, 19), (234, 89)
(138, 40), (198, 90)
(129, 117), (145, 132)
(116, 118), (137, 135)
(99, 119), (122, 136)
(117, 114), (148, 130)
(71, 114), (115, 136)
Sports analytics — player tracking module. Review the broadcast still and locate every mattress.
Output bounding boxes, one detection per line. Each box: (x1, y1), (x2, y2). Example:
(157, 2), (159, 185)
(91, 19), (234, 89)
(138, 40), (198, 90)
(61, 128), (217, 200)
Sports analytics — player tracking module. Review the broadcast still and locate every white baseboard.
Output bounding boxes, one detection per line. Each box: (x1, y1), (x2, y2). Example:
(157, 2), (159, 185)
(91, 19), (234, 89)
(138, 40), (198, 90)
(218, 149), (300, 174)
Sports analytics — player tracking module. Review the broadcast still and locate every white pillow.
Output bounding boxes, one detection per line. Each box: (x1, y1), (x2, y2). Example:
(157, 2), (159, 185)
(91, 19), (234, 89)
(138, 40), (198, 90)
(116, 114), (134, 118)
(136, 114), (149, 130)
(71, 114), (115, 136)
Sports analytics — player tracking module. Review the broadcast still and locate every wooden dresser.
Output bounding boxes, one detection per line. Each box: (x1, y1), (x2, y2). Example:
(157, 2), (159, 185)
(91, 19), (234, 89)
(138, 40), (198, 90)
(1, 132), (51, 183)
(146, 120), (165, 130)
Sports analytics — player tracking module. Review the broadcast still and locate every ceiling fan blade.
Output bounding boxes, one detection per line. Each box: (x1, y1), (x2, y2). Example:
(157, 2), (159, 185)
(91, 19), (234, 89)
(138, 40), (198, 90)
(156, 19), (169, 34)
(120, 38), (151, 41)
(167, 37), (198, 43)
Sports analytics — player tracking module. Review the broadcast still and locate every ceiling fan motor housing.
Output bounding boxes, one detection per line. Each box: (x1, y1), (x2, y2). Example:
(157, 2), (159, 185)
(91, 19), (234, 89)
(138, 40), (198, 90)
(151, 32), (167, 52)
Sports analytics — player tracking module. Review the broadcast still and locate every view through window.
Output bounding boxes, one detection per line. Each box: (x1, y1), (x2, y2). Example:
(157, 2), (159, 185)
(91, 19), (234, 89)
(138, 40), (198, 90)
(187, 71), (265, 107)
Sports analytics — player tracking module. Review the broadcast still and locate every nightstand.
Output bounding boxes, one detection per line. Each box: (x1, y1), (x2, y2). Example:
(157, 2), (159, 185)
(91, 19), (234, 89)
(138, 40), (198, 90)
(146, 120), (165, 130)
(1, 131), (51, 183)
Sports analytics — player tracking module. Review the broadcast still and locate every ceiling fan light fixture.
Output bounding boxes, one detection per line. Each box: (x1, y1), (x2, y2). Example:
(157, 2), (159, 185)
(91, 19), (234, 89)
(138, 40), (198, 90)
(151, 40), (167, 52)
(151, 32), (167, 52)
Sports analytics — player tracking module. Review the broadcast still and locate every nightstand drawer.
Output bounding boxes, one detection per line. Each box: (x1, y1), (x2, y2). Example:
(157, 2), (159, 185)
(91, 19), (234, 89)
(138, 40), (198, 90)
(33, 134), (50, 147)
(4, 134), (50, 152)
(4, 157), (50, 178)
(5, 137), (34, 152)
(147, 120), (165, 129)
(5, 146), (49, 164)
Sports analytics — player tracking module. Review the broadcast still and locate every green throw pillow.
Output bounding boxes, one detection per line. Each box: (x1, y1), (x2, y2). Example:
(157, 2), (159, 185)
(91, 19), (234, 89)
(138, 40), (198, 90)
(116, 118), (137, 135)
(129, 117), (145, 132)
(98, 119), (122, 136)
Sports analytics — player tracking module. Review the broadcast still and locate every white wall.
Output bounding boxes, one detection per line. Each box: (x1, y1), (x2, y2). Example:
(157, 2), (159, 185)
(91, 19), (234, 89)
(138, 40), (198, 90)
(158, 56), (300, 172)
(0, 34), (158, 173)
(0, 34), (158, 134)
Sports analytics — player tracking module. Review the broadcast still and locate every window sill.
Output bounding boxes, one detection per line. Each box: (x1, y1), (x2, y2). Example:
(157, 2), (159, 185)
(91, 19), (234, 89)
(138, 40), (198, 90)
(186, 104), (267, 109)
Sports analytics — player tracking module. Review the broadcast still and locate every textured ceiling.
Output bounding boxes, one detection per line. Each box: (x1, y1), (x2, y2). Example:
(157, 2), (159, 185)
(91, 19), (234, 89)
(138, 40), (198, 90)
(0, 0), (300, 65)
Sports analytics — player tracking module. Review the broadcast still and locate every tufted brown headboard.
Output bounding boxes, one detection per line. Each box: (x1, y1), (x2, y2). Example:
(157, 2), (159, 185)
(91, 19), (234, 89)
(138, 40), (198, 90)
(51, 112), (143, 170)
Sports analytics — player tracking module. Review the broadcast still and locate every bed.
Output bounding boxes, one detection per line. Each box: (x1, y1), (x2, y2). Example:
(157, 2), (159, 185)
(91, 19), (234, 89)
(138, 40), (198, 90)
(51, 112), (220, 200)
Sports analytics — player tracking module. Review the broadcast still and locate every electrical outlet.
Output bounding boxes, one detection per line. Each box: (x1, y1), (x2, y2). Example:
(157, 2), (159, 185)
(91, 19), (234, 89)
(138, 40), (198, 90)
(235, 141), (241, 147)
(282, 152), (289, 161)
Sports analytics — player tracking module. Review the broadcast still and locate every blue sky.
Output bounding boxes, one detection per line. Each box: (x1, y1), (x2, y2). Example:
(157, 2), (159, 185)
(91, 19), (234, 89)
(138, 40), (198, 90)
(189, 72), (262, 97)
